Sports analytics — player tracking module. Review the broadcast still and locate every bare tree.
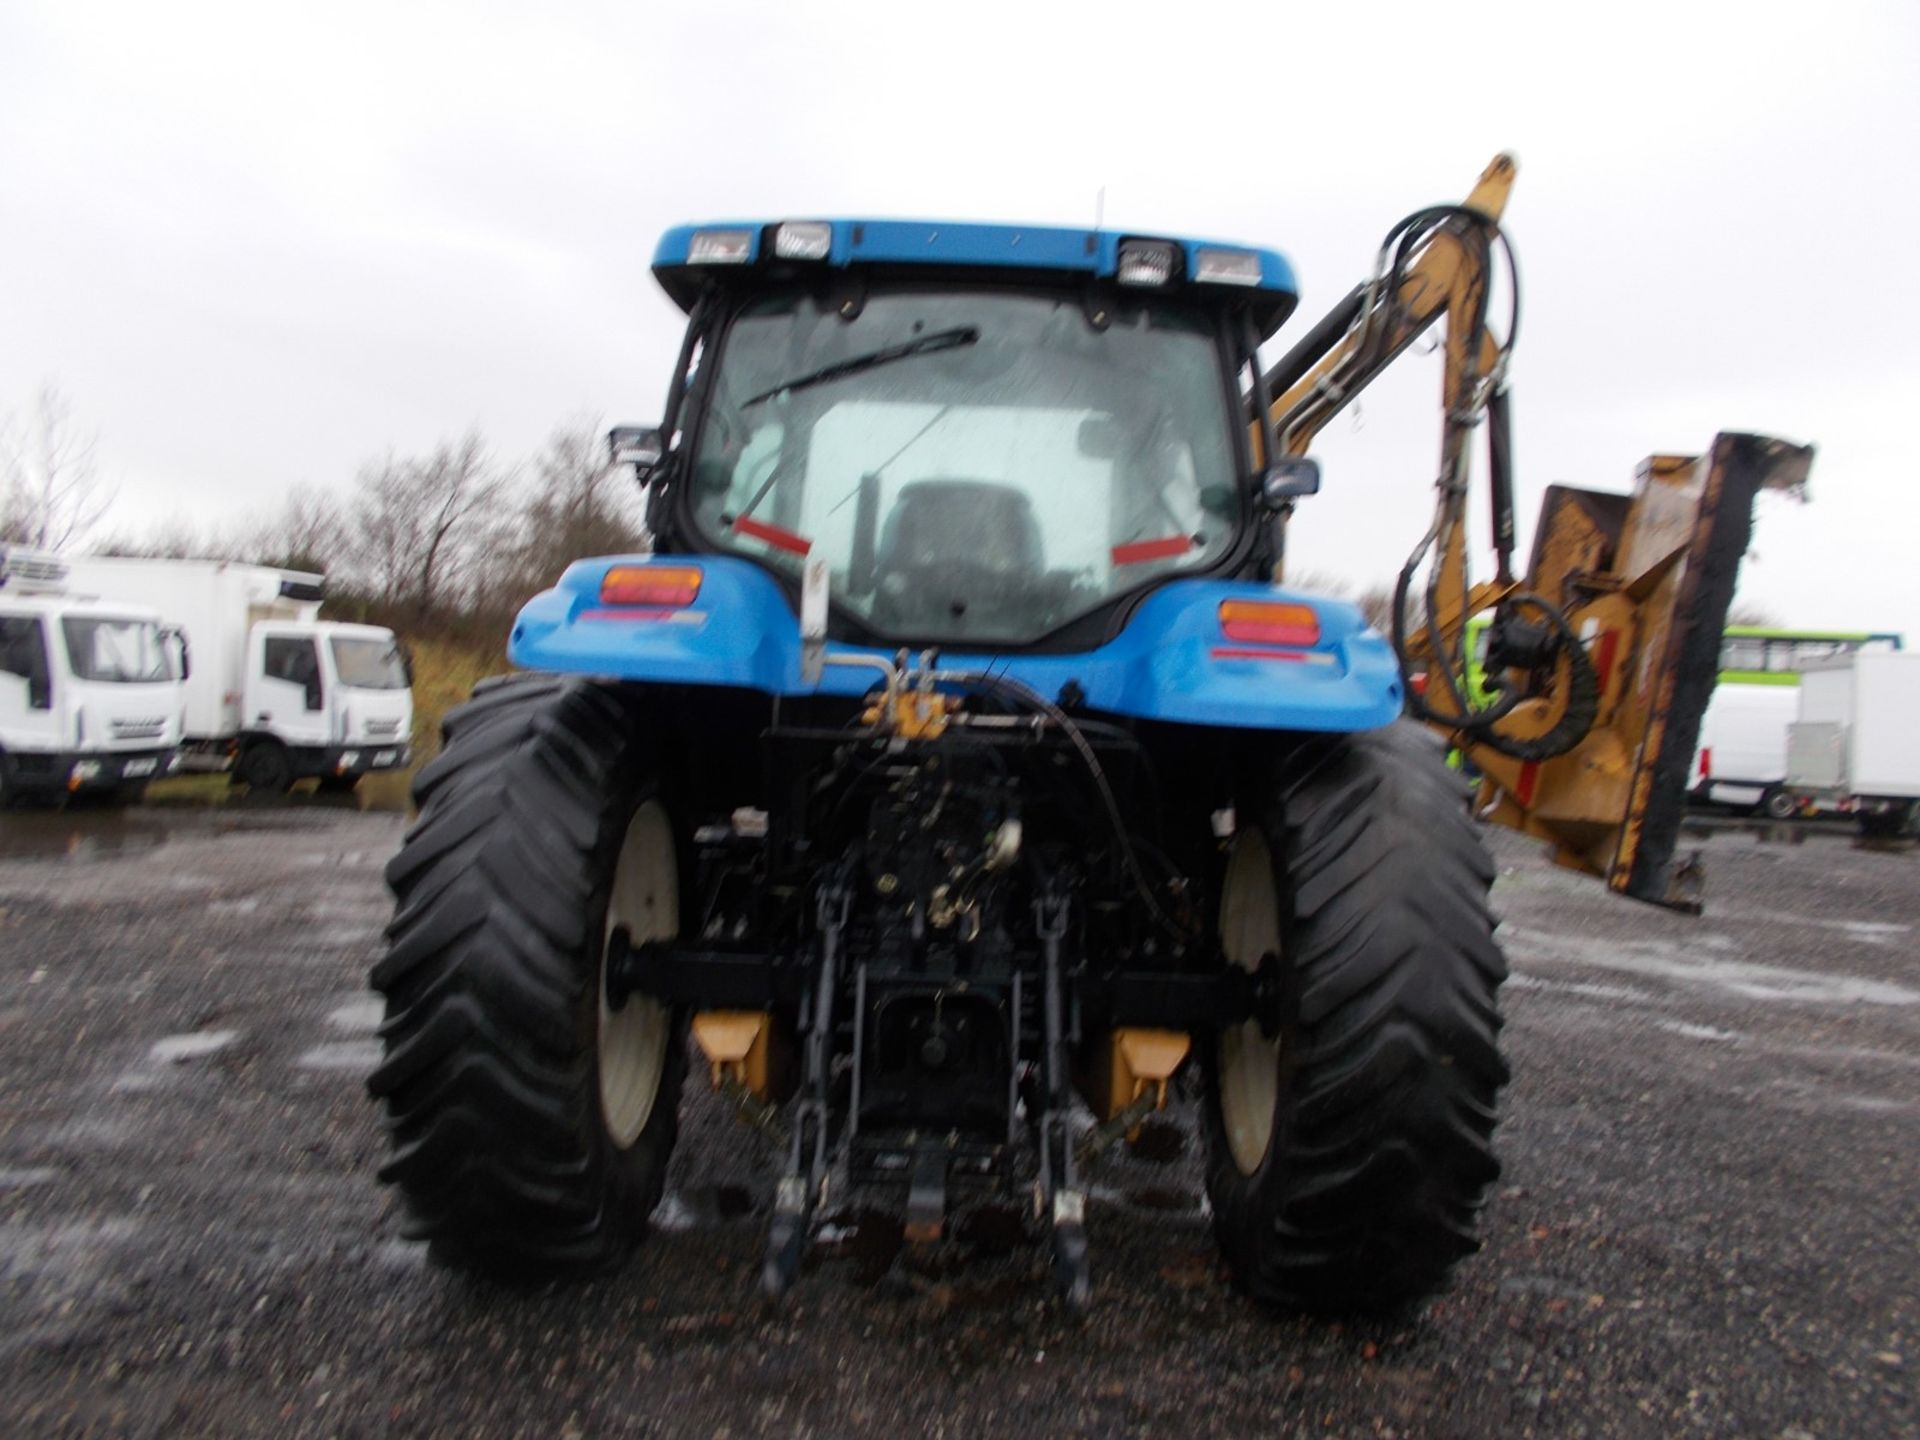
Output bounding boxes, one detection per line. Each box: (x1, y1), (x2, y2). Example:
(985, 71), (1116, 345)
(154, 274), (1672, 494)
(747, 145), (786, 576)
(507, 415), (648, 597)
(239, 485), (353, 576)
(1354, 586), (1399, 633)
(350, 430), (505, 620)
(1284, 569), (1352, 599)
(90, 514), (227, 560)
(0, 385), (115, 551)
(1725, 601), (1780, 627)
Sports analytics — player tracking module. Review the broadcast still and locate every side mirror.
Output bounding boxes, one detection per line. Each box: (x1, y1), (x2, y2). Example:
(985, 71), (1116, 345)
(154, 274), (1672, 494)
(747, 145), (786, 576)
(162, 625), (191, 682)
(609, 424), (666, 483)
(1260, 457), (1322, 504)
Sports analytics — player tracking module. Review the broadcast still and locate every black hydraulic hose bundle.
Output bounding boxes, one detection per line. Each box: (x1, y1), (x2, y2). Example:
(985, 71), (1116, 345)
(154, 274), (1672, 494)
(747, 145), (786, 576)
(947, 669), (1197, 947)
(1346, 202), (1596, 761)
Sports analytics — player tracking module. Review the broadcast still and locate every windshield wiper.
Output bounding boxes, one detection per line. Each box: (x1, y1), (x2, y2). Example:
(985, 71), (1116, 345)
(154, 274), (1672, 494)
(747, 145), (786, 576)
(740, 326), (979, 408)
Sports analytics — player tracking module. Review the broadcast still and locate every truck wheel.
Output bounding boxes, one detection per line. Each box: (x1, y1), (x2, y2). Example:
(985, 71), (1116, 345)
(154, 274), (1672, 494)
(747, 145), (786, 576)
(367, 675), (683, 1281)
(1759, 786), (1797, 822)
(1858, 806), (1911, 841)
(236, 741), (293, 794)
(1203, 721), (1509, 1313)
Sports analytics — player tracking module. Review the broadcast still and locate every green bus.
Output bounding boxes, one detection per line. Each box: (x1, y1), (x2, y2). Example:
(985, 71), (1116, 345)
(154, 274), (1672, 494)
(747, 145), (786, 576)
(1712, 627), (1905, 685)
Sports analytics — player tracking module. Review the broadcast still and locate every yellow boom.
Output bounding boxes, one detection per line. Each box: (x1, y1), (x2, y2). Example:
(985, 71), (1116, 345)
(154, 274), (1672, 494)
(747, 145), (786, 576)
(1263, 156), (1811, 908)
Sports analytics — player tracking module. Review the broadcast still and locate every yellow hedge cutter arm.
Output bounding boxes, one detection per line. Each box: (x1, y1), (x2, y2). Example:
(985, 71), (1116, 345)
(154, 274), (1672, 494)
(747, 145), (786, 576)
(1263, 155), (1812, 909)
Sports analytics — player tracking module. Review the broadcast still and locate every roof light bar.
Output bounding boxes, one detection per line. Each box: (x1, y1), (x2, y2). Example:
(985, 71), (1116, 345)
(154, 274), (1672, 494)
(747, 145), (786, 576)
(1194, 247), (1262, 286)
(687, 229), (753, 265)
(1116, 239), (1177, 287)
(773, 221), (832, 261)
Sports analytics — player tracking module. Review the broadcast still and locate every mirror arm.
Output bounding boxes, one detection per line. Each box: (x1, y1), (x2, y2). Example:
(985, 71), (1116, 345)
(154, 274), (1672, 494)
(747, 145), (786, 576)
(1240, 311), (1295, 583)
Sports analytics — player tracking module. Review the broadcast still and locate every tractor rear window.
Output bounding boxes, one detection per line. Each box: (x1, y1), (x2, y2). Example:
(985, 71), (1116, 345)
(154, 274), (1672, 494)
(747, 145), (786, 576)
(689, 289), (1239, 645)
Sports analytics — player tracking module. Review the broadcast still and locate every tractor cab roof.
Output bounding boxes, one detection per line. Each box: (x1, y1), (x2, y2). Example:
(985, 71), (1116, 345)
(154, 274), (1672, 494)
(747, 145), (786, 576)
(652, 219), (1299, 339)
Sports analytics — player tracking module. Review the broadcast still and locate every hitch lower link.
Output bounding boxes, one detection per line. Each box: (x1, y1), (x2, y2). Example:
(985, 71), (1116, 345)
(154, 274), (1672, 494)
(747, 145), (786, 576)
(1035, 887), (1092, 1311)
(762, 878), (852, 1298)
(753, 879), (1096, 1312)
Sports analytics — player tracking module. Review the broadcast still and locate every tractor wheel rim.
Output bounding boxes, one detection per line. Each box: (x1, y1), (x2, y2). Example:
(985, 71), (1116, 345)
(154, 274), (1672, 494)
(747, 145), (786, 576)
(1218, 828), (1283, 1176)
(599, 799), (675, 1149)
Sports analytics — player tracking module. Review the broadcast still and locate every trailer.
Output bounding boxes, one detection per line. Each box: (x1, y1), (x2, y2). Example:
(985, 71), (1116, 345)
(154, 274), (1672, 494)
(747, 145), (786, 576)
(1787, 650), (1920, 835)
(59, 556), (414, 793)
(0, 547), (186, 802)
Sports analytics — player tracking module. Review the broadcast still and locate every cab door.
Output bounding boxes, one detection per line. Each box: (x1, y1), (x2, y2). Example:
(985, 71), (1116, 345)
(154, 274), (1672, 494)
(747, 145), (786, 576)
(247, 631), (331, 748)
(0, 614), (55, 750)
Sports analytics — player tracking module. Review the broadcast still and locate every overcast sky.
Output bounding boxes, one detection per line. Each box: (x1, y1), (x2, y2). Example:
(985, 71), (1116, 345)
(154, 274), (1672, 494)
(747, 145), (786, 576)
(3, 0), (1917, 639)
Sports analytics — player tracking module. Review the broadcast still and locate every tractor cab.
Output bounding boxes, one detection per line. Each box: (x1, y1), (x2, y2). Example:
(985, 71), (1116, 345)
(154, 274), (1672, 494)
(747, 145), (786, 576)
(640, 220), (1302, 649)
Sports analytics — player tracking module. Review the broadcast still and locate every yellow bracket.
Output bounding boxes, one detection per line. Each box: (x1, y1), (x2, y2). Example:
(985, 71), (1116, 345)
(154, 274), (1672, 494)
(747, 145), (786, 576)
(689, 1010), (773, 1100)
(1106, 1028), (1192, 1136)
(860, 688), (954, 740)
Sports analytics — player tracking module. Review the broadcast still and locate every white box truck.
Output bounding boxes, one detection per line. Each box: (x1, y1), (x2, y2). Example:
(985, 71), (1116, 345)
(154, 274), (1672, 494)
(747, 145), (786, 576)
(59, 556), (413, 793)
(0, 546), (187, 802)
(1786, 650), (1920, 835)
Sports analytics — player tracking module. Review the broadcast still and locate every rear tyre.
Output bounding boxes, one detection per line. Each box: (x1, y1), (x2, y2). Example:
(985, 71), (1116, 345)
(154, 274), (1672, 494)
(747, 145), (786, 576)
(367, 675), (684, 1281)
(236, 741), (293, 794)
(1858, 803), (1915, 840)
(1203, 721), (1509, 1313)
(1759, 786), (1797, 822)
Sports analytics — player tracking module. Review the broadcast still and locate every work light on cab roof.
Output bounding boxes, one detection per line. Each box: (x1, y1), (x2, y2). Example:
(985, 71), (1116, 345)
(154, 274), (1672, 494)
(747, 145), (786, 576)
(653, 218), (1299, 337)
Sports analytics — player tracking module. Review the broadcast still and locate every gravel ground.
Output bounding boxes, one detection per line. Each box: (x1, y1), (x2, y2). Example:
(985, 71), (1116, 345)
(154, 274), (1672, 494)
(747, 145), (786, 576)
(0, 802), (1914, 1438)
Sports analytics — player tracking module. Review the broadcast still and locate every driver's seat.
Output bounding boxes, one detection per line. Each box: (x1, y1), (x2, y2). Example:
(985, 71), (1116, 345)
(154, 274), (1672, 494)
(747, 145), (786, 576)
(870, 480), (1044, 629)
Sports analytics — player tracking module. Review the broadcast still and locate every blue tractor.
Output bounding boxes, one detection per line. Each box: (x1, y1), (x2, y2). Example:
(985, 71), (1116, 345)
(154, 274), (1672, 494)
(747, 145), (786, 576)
(369, 169), (1801, 1310)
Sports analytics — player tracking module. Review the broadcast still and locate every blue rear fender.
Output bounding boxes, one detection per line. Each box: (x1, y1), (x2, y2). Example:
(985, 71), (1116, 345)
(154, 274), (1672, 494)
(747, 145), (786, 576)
(509, 555), (1403, 734)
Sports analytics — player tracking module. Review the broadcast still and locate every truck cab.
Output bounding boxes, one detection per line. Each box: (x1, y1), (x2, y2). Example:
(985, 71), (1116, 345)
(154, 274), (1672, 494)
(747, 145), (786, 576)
(240, 619), (412, 790)
(0, 549), (186, 801)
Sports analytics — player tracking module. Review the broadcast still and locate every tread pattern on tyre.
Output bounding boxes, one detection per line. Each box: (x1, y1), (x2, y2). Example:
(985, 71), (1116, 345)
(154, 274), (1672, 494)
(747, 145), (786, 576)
(1205, 720), (1509, 1312)
(367, 673), (682, 1280)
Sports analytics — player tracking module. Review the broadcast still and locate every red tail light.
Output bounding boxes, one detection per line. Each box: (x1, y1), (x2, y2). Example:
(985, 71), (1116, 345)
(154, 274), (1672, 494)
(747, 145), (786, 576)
(1218, 600), (1319, 647)
(600, 565), (702, 608)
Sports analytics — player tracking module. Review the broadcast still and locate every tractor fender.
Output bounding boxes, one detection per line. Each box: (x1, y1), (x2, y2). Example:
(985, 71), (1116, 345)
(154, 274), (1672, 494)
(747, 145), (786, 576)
(509, 555), (1403, 734)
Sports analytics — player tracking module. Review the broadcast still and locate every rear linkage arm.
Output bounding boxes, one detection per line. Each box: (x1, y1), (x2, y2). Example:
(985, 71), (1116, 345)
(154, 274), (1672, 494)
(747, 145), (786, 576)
(762, 872), (853, 1298)
(1034, 884), (1091, 1311)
